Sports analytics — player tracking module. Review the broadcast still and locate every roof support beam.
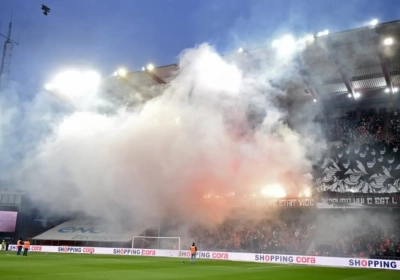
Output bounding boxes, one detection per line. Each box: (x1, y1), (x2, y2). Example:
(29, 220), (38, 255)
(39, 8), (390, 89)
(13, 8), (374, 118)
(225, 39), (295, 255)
(324, 39), (356, 101)
(104, 75), (143, 95)
(298, 68), (330, 120)
(374, 37), (394, 94)
(145, 70), (166, 84)
(333, 58), (356, 101)
(299, 69), (319, 101)
(115, 77), (146, 97)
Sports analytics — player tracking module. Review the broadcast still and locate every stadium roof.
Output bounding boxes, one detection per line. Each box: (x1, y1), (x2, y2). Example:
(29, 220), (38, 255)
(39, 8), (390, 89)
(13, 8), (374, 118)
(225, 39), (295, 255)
(33, 218), (139, 242)
(102, 64), (177, 105)
(104, 20), (400, 108)
(301, 20), (400, 107)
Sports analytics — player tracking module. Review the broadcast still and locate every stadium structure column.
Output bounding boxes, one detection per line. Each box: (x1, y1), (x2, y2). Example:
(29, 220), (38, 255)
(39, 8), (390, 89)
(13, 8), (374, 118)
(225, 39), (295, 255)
(299, 68), (329, 119)
(325, 38), (356, 102)
(144, 69), (166, 84)
(373, 36), (395, 106)
(332, 58), (356, 101)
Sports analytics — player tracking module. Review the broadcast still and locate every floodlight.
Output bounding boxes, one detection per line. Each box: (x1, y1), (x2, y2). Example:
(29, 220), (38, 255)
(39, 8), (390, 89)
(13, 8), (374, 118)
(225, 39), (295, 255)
(354, 92), (361, 99)
(146, 64), (155, 71)
(369, 19), (378, 27)
(116, 68), (127, 77)
(237, 47), (243, 53)
(313, 99), (317, 103)
(317, 30), (329, 37)
(383, 37), (394, 46)
(347, 93), (352, 98)
(385, 88), (390, 93)
(46, 69), (101, 98)
(394, 87), (399, 93)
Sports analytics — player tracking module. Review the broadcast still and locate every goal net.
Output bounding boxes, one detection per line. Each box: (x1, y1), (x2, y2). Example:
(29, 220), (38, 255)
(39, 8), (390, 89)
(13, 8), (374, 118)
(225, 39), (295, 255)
(132, 236), (181, 250)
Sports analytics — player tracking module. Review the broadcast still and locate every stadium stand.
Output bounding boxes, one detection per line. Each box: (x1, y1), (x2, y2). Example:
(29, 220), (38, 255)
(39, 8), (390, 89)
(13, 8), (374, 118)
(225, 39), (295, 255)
(316, 107), (400, 193)
(186, 212), (315, 254)
(328, 108), (387, 144)
(6, 20), (400, 262)
(314, 209), (400, 258)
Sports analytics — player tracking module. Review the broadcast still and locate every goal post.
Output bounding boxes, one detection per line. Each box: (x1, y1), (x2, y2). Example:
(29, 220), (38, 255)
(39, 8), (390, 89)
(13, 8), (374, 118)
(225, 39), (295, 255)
(132, 236), (181, 250)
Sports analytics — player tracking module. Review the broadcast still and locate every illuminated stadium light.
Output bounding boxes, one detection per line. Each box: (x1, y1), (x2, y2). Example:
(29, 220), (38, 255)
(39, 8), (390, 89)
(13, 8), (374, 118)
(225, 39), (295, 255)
(47, 70), (101, 96)
(383, 37), (394, 46)
(394, 87), (399, 93)
(347, 93), (352, 98)
(237, 47), (244, 53)
(369, 19), (379, 27)
(146, 64), (155, 71)
(354, 92), (361, 99)
(313, 98), (317, 103)
(317, 30), (329, 37)
(271, 35), (296, 57)
(385, 88), (390, 93)
(116, 68), (128, 77)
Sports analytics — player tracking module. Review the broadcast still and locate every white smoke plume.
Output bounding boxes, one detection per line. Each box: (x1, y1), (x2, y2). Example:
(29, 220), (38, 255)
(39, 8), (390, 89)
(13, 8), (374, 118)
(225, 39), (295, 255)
(1, 43), (325, 228)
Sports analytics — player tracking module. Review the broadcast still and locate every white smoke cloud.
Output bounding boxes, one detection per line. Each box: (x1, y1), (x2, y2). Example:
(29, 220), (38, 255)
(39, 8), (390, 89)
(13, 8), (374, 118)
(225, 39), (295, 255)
(1, 43), (325, 228)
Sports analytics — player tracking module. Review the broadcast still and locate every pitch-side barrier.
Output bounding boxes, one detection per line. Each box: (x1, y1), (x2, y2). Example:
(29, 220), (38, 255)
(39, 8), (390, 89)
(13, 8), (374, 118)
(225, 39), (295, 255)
(8, 245), (399, 270)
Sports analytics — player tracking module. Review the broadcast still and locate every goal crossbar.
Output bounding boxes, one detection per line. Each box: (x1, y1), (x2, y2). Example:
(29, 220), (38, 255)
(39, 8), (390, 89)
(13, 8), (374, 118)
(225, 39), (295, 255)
(132, 236), (181, 250)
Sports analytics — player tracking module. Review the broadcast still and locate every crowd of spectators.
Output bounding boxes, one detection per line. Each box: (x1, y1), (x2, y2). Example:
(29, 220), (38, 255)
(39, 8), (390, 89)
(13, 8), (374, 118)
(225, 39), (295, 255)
(186, 212), (315, 254)
(328, 108), (386, 145)
(388, 109), (400, 145)
(313, 211), (400, 259)
(326, 106), (400, 147)
(177, 210), (400, 260)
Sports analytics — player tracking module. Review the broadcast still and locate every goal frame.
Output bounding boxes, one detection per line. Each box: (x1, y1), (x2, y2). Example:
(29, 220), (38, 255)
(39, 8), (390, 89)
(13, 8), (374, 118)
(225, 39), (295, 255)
(131, 236), (181, 250)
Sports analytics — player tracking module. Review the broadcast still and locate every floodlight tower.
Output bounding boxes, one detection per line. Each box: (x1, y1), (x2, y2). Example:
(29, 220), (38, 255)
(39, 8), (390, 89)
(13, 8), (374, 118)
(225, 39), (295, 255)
(0, 20), (19, 91)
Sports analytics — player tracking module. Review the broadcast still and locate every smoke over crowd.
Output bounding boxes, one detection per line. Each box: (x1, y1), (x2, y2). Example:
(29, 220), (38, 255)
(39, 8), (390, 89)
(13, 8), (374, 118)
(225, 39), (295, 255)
(0, 42), (326, 229)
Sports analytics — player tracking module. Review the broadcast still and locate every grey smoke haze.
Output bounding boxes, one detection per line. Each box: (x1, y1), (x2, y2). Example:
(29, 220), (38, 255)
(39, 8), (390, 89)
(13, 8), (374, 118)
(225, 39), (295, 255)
(316, 211), (397, 242)
(1, 42), (325, 228)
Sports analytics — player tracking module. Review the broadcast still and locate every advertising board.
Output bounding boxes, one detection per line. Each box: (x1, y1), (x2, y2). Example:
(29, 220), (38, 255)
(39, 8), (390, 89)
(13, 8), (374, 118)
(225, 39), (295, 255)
(8, 245), (399, 270)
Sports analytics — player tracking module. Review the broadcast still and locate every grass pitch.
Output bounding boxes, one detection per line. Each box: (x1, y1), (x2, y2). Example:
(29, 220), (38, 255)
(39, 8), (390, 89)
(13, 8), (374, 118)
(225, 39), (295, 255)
(0, 251), (399, 280)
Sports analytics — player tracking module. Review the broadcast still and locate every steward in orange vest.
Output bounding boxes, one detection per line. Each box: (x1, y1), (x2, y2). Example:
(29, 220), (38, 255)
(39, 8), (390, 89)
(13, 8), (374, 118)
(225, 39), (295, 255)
(23, 240), (30, 256)
(190, 242), (197, 265)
